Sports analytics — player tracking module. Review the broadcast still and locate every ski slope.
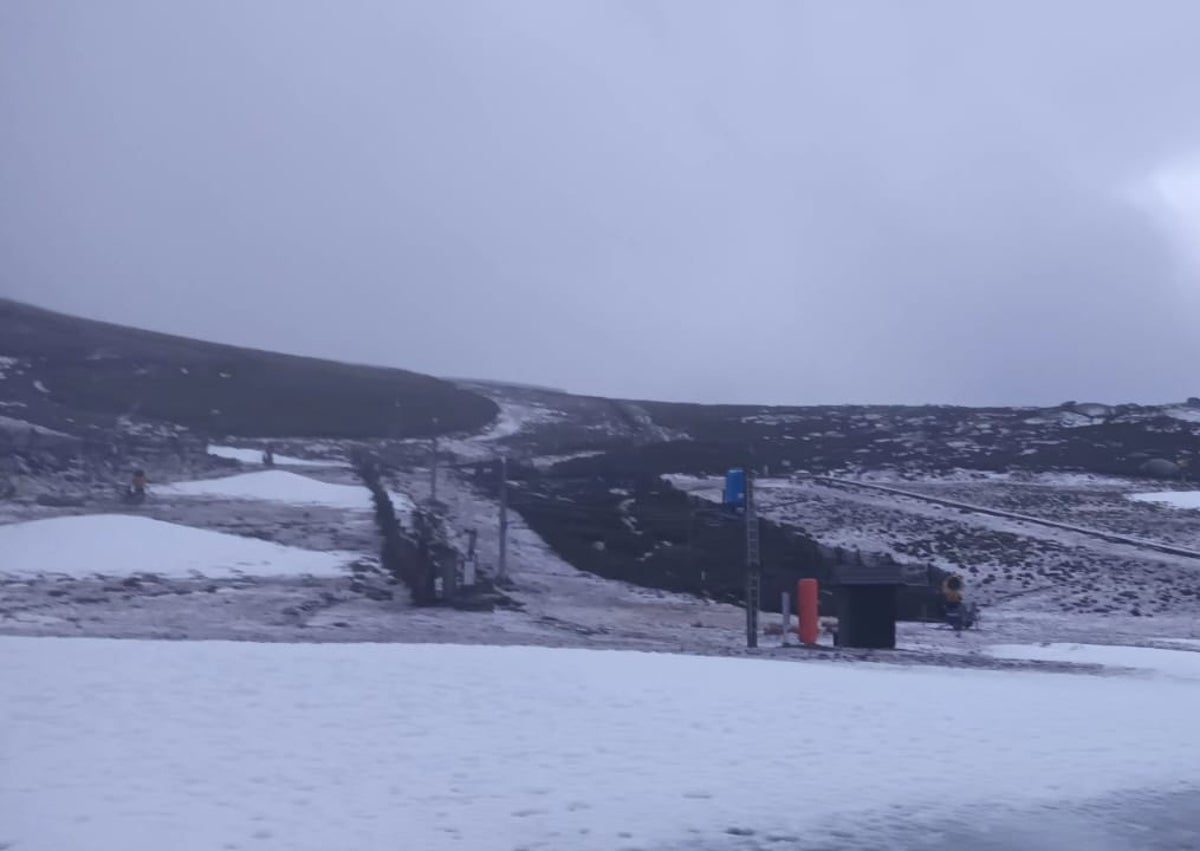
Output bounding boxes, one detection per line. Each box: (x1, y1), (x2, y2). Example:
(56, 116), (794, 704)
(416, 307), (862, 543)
(3, 639), (1200, 851)
(160, 469), (415, 513)
(0, 515), (356, 579)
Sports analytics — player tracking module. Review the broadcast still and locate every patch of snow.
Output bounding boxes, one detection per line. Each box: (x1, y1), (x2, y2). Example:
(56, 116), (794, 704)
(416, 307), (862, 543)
(0, 400), (28, 409)
(1033, 472), (1135, 488)
(5, 639), (1200, 851)
(431, 401), (569, 462)
(1150, 637), (1200, 650)
(529, 450), (605, 471)
(208, 445), (271, 464)
(986, 643), (1200, 681)
(32, 379), (49, 394)
(1025, 410), (1096, 428)
(0, 415), (71, 438)
(853, 469), (1137, 489)
(1164, 406), (1200, 423)
(162, 470), (414, 513)
(662, 473), (722, 494)
(115, 416), (185, 439)
(207, 444), (346, 468)
(1129, 491), (1200, 510)
(475, 400), (564, 442)
(0, 515), (356, 579)
(617, 497), (638, 532)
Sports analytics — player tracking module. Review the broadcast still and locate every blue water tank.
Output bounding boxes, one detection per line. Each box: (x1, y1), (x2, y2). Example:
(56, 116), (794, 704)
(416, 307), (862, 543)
(723, 468), (746, 509)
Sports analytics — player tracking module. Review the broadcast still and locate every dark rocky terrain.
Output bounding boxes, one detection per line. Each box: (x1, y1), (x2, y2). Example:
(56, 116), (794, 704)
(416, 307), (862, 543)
(0, 298), (497, 440)
(5, 299), (1200, 624)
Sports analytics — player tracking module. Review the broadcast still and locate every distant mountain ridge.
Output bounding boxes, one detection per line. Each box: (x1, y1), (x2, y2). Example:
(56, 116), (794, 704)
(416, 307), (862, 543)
(0, 298), (498, 439)
(2, 297), (1197, 479)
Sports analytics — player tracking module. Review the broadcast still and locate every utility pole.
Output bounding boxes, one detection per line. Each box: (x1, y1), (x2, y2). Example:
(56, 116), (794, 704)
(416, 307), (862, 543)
(429, 417), (440, 502)
(427, 434), (436, 501)
(464, 529), (478, 588)
(745, 467), (761, 648)
(497, 455), (509, 583)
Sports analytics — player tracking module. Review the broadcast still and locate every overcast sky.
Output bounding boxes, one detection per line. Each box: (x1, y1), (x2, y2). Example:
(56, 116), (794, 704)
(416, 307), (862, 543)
(4, 1), (1200, 406)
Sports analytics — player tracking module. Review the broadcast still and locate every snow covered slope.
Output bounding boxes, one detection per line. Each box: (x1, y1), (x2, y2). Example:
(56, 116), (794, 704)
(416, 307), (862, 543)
(159, 469), (415, 513)
(3, 638), (1200, 851)
(986, 641), (1200, 681)
(0, 514), (356, 579)
(1130, 490), (1200, 510)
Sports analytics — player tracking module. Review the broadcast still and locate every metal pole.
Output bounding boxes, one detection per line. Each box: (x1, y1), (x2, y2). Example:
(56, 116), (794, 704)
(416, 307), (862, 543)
(430, 433), (439, 501)
(464, 529), (478, 588)
(497, 455), (509, 582)
(745, 468), (760, 648)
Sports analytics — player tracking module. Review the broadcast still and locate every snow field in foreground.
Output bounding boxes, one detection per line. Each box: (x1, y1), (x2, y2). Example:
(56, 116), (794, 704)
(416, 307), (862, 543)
(4, 639), (1200, 851)
(160, 469), (415, 512)
(986, 642), (1200, 680)
(0, 515), (357, 579)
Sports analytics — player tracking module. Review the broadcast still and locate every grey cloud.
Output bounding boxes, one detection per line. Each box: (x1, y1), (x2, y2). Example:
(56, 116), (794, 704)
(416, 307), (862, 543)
(3, 0), (1200, 405)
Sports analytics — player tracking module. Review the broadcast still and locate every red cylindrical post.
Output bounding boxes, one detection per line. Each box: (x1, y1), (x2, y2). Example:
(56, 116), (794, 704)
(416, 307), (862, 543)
(798, 578), (819, 645)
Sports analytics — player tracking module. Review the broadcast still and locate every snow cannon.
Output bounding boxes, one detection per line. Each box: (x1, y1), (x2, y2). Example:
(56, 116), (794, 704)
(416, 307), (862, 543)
(123, 469), (148, 505)
(942, 574), (964, 605)
(941, 574), (978, 632)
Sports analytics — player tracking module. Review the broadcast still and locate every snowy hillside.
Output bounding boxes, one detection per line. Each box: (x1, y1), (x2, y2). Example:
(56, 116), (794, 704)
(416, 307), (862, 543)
(7, 305), (1200, 634)
(0, 297), (497, 439)
(5, 302), (1200, 849)
(668, 472), (1200, 616)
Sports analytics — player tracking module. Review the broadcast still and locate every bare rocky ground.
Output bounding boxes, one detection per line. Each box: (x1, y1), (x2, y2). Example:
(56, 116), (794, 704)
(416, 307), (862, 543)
(4, 461), (1200, 678)
(4, 383), (1200, 672)
(671, 472), (1200, 619)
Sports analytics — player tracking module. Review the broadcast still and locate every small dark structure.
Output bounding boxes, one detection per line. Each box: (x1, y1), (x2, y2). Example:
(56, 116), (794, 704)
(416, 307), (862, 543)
(832, 563), (905, 649)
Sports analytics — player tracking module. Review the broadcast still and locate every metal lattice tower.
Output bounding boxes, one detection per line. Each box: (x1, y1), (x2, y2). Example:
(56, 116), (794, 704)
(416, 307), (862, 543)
(745, 470), (761, 648)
